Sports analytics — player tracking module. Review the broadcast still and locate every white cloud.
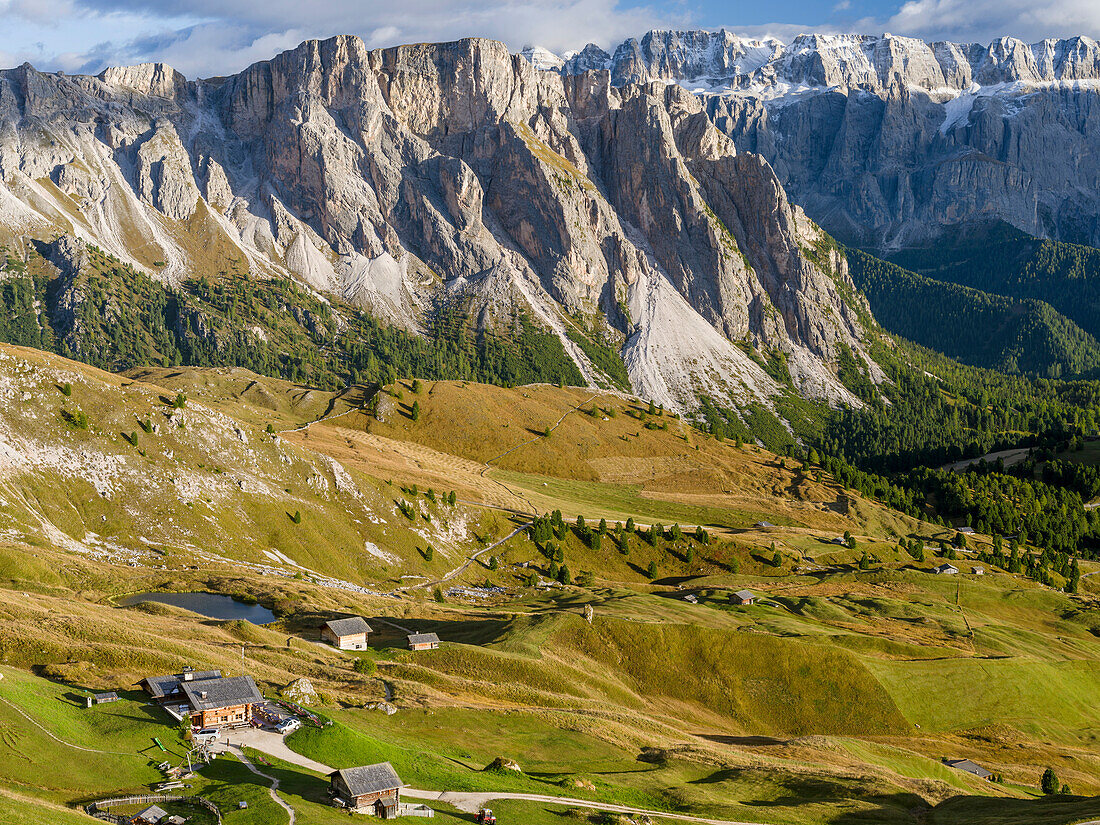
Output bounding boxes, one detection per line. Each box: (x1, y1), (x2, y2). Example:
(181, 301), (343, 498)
(884, 0), (1100, 44)
(0, 0), (688, 77)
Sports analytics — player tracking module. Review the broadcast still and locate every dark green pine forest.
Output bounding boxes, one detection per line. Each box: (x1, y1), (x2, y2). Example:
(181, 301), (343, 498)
(0, 243), (585, 391)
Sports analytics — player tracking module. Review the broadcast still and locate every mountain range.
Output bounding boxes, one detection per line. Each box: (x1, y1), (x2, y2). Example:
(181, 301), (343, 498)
(535, 29), (1100, 249)
(2, 28), (1100, 419)
(0, 35), (875, 414)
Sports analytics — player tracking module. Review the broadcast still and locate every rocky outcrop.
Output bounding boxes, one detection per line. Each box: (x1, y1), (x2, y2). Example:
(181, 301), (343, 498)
(0, 34), (877, 413)
(546, 30), (1100, 247)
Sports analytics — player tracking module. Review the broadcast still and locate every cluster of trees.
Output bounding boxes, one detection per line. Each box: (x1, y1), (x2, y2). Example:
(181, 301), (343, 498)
(975, 536), (1081, 591)
(905, 467), (1097, 555)
(527, 510), (711, 585)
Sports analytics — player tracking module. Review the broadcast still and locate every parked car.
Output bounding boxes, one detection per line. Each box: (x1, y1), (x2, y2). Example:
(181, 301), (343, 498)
(276, 718), (301, 734)
(193, 728), (219, 743)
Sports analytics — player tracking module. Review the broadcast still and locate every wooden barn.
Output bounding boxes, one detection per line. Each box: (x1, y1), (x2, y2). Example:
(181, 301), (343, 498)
(407, 632), (440, 651)
(321, 616), (373, 650)
(732, 590), (755, 605)
(330, 762), (404, 816)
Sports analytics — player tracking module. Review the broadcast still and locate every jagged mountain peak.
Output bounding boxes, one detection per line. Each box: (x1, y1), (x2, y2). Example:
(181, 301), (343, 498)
(0, 33), (878, 418)
(526, 28), (1100, 248)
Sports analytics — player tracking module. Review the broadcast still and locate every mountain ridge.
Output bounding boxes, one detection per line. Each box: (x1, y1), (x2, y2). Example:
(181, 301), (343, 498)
(0, 34), (877, 414)
(523, 28), (1100, 249)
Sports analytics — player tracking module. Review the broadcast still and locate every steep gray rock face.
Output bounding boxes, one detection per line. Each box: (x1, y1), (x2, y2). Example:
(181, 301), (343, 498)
(550, 30), (1100, 247)
(0, 34), (876, 413)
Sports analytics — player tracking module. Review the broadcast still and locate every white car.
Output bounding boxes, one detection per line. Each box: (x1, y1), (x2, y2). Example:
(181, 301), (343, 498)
(193, 728), (219, 743)
(276, 718), (301, 734)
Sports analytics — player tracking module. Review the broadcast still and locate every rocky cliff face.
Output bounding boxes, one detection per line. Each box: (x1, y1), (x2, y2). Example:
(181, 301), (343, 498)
(552, 30), (1100, 248)
(0, 35), (876, 413)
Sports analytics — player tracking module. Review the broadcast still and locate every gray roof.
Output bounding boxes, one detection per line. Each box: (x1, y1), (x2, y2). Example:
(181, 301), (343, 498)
(182, 675), (263, 711)
(946, 759), (992, 778)
(407, 633), (440, 646)
(134, 805), (169, 823)
(141, 670), (221, 698)
(934, 563), (959, 574)
(94, 691), (118, 700)
(324, 617), (373, 637)
(734, 590), (755, 600)
(332, 762), (404, 797)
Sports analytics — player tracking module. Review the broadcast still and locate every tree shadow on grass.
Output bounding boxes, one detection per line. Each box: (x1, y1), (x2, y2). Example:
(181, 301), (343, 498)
(694, 734), (787, 747)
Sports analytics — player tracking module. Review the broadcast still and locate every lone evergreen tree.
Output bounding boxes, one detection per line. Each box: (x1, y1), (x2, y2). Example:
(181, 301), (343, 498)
(411, 400), (420, 421)
(1041, 767), (1058, 795)
(647, 560), (658, 579)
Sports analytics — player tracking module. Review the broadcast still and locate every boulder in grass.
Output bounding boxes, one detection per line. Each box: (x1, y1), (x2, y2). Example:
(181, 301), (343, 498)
(283, 677), (318, 705)
(484, 757), (521, 773)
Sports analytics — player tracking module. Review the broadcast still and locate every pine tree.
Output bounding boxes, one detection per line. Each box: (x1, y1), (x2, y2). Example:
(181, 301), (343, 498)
(647, 560), (658, 579)
(1041, 767), (1058, 795)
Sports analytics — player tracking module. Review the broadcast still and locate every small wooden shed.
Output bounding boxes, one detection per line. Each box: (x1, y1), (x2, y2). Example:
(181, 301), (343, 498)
(330, 762), (404, 816)
(129, 805), (168, 825)
(407, 632), (440, 651)
(733, 590), (755, 605)
(321, 616), (373, 650)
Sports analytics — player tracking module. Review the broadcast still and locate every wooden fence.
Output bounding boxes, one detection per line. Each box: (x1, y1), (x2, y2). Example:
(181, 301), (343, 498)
(85, 793), (221, 823)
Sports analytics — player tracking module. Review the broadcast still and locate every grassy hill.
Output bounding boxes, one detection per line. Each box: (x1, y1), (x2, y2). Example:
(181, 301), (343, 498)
(0, 345), (1097, 824)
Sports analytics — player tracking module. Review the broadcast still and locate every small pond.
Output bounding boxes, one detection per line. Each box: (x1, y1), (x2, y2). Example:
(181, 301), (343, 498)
(118, 591), (276, 624)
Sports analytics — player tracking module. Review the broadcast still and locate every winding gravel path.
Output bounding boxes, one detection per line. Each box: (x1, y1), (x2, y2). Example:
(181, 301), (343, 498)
(221, 742), (296, 824)
(235, 730), (762, 825)
(0, 696), (141, 757)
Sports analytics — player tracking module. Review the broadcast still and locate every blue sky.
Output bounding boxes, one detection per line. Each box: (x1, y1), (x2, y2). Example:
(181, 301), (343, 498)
(1, 0), (1098, 78)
